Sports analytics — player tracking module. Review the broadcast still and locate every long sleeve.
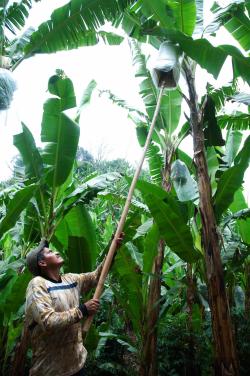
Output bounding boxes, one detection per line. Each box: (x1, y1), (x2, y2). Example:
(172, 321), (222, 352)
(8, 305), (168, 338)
(78, 260), (104, 294)
(29, 280), (83, 332)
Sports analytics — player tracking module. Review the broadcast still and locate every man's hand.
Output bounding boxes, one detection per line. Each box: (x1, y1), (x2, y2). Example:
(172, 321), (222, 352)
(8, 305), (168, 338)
(114, 232), (125, 250)
(84, 298), (100, 315)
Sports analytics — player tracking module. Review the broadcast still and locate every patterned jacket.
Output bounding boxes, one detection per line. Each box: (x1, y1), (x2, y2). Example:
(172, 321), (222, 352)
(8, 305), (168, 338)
(25, 264), (103, 376)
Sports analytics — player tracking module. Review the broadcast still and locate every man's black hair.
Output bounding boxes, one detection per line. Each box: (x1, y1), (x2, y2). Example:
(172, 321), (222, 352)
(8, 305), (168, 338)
(36, 240), (49, 273)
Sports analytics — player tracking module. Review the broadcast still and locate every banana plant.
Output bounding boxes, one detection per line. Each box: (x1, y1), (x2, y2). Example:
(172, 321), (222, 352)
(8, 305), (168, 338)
(112, 2), (250, 373)
(98, 39), (204, 374)
(98, 0), (250, 367)
(1, 0), (132, 71)
(0, 71), (122, 372)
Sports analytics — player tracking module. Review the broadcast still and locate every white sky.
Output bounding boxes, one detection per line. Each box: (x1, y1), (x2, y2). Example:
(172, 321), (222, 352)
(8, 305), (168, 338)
(0, 0), (249, 202)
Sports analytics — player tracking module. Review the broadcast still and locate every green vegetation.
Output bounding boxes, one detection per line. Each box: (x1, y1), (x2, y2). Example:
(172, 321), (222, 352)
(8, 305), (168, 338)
(1, 1), (250, 375)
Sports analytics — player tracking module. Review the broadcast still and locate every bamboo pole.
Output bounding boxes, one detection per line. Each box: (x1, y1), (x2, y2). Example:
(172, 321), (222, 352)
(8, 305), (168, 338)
(82, 85), (165, 335)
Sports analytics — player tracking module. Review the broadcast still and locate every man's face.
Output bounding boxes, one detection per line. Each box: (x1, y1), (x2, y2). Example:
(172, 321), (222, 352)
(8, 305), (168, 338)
(38, 247), (64, 270)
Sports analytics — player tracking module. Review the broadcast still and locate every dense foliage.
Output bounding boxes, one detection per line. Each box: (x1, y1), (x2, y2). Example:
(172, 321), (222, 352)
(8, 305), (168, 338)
(1, 0), (250, 375)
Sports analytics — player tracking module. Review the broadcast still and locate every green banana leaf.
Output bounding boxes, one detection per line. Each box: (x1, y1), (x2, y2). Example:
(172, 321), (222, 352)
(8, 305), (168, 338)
(13, 122), (43, 181)
(247, 0), (250, 17)
(75, 79), (97, 122)
(56, 204), (97, 272)
(0, 184), (37, 239)
(57, 173), (121, 222)
(24, 0), (132, 55)
(203, 96), (225, 146)
(209, 1), (250, 51)
(146, 143), (164, 186)
(67, 236), (93, 274)
(167, 0), (197, 35)
(230, 189), (250, 245)
(1, 0), (33, 35)
(122, 4), (250, 83)
(113, 245), (143, 335)
(138, 0), (196, 36)
(41, 73), (80, 188)
(218, 113), (250, 130)
(225, 130), (243, 167)
(224, 7), (250, 52)
(207, 83), (237, 112)
(23, 202), (41, 243)
(206, 147), (219, 194)
(234, 135), (250, 167)
(143, 222), (160, 274)
(214, 136), (250, 221)
(134, 179), (200, 262)
(206, 1), (245, 34)
(0, 270), (30, 318)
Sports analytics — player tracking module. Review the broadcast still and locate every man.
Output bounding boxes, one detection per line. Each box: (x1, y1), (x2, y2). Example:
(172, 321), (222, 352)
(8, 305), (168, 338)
(25, 237), (121, 376)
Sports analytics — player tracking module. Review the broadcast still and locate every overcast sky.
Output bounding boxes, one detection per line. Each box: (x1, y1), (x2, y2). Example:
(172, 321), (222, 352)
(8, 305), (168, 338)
(1, 0), (249, 202)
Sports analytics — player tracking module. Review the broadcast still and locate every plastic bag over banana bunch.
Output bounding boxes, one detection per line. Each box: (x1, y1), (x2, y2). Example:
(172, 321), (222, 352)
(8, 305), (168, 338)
(171, 159), (199, 202)
(0, 67), (17, 111)
(151, 41), (183, 89)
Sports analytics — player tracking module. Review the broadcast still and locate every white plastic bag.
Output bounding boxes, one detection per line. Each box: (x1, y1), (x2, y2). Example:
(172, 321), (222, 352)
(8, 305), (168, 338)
(0, 68), (17, 111)
(151, 41), (183, 89)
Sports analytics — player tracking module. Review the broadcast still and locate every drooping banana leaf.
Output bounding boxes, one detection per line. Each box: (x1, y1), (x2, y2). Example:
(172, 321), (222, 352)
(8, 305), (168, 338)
(143, 222), (160, 274)
(214, 136), (250, 221)
(207, 83), (237, 112)
(23, 201), (41, 243)
(206, 146), (219, 194)
(225, 130), (243, 167)
(24, 0), (134, 55)
(13, 122), (43, 181)
(0, 184), (37, 239)
(208, 1), (250, 52)
(203, 96), (225, 147)
(1, 0), (33, 35)
(55, 204), (97, 272)
(0, 270), (30, 318)
(218, 113), (250, 130)
(75, 79), (97, 122)
(59, 172), (121, 217)
(134, 179), (200, 262)
(146, 143), (164, 186)
(112, 245), (143, 335)
(230, 189), (250, 245)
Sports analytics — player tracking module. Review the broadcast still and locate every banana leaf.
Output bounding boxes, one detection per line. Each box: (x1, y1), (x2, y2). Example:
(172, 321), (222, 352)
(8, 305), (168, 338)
(41, 73), (80, 188)
(134, 179), (200, 262)
(0, 184), (37, 239)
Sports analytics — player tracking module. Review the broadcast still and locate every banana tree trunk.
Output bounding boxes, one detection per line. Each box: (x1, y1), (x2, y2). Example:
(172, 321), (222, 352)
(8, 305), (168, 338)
(140, 160), (172, 376)
(186, 263), (200, 376)
(184, 61), (239, 376)
(140, 240), (165, 376)
(244, 260), (250, 317)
